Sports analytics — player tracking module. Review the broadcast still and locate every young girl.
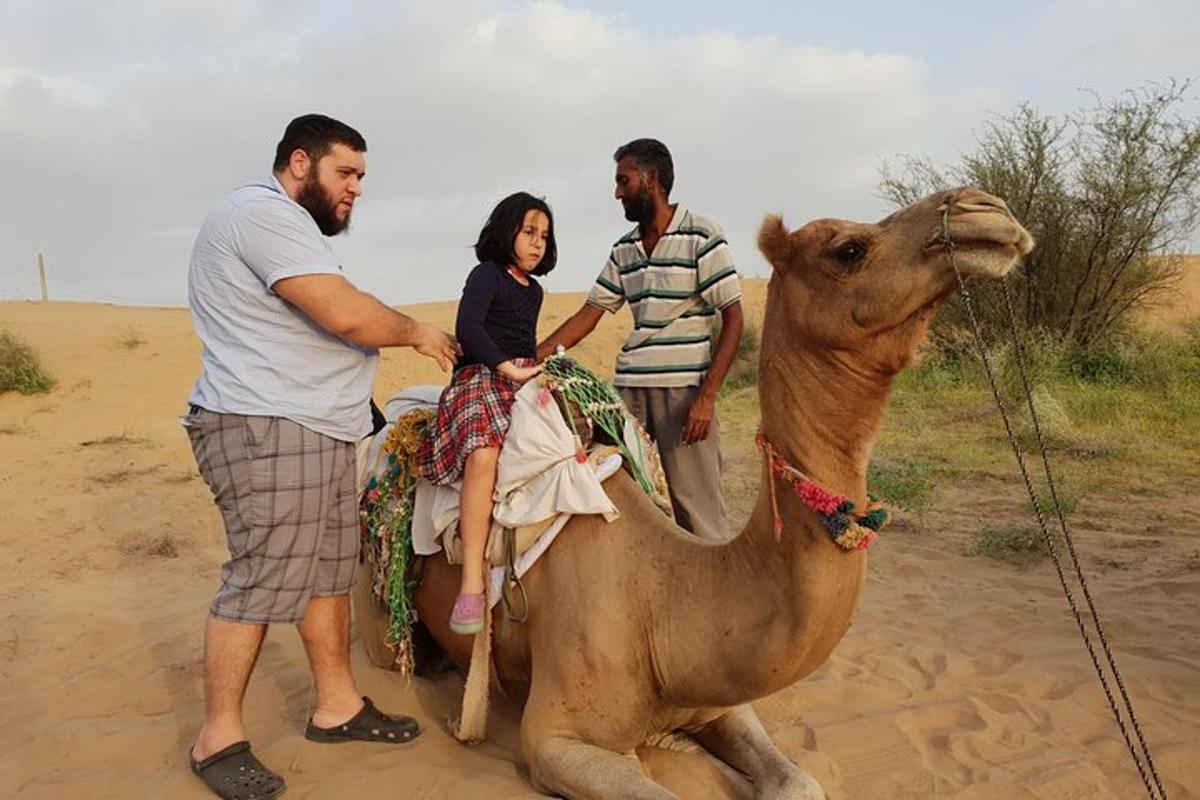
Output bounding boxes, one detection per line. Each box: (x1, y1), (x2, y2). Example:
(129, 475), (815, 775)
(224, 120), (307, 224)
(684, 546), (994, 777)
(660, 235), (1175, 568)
(418, 191), (555, 634)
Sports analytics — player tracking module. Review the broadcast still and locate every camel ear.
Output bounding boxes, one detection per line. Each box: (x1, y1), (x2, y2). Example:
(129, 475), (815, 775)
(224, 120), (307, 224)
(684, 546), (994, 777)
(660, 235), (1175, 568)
(757, 214), (798, 273)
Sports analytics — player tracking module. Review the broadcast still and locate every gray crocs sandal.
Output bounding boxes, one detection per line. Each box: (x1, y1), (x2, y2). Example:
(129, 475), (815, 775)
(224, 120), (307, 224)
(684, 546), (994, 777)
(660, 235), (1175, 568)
(189, 740), (286, 799)
(304, 696), (421, 744)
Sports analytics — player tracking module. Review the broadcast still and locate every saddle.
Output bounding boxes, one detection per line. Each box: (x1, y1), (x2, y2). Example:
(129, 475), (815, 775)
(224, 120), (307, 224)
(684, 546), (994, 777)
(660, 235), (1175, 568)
(356, 376), (669, 674)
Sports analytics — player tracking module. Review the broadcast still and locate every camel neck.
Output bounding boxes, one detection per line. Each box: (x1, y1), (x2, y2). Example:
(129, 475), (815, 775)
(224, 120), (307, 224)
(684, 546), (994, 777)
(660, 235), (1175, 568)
(654, 309), (894, 707)
(757, 344), (891, 503)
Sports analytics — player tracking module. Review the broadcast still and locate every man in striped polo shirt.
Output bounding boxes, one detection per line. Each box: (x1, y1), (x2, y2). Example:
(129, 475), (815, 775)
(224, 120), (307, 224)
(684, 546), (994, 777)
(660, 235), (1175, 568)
(538, 138), (744, 541)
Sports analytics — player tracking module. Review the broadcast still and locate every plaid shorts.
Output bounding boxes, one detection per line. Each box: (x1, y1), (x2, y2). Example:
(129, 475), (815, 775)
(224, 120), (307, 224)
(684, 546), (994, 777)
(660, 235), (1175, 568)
(417, 360), (533, 486)
(184, 407), (359, 624)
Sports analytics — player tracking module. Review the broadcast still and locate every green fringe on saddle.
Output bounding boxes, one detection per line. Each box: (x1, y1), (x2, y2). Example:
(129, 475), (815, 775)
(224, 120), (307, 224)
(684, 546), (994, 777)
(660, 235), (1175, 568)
(359, 409), (432, 674)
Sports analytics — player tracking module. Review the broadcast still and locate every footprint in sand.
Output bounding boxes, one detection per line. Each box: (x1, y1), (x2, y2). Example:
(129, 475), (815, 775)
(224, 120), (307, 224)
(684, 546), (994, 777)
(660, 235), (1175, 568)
(902, 652), (948, 691)
(894, 703), (989, 789)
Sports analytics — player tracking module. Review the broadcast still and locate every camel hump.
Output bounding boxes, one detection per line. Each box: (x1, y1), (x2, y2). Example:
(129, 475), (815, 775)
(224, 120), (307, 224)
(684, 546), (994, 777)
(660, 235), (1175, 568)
(757, 213), (796, 271)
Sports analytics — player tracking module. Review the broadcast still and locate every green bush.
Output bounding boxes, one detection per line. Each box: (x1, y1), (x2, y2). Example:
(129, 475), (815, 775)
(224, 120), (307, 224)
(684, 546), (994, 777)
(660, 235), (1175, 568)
(896, 355), (972, 393)
(0, 330), (54, 394)
(722, 323), (761, 392)
(881, 81), (1200, 350)
(1032, 474), (1080, 519)
(904, 324), (1200, 400)
(967, 524), (1059, 568)
(868, 458), (935, 517)
(1065, 332), (1200, 387)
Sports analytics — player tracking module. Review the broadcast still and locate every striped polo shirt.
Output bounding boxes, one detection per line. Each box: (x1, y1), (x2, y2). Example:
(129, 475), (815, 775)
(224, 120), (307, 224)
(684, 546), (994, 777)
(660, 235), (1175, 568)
(586, 205), (742, 388)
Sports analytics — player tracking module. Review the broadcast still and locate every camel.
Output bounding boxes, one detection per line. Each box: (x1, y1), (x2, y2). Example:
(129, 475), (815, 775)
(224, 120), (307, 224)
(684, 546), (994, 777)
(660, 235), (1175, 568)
(358, 186), (1034, 799)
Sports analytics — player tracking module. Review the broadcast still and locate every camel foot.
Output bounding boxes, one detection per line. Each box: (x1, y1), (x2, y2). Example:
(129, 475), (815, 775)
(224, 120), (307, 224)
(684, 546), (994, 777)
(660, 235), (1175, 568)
(760, 772), (826, 800)
(693, 706), (825, 800)
(528, 734), (677, 800)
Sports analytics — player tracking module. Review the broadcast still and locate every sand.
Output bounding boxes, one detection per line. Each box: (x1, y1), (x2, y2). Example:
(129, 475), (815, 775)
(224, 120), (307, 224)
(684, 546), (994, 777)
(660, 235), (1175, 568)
(1137, 255), (1200, 332)
(1, 277), (1198, 799)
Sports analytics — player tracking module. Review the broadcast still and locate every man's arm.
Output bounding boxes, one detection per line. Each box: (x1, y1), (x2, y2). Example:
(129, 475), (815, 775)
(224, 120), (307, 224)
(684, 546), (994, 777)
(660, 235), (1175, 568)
(273, 273), (458, 371)
(536, 302), (604, 362)
(682, 300), (744, 444)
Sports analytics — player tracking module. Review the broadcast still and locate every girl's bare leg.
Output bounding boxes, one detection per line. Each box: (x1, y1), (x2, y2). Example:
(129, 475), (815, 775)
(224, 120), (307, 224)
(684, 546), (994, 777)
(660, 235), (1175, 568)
(458, 446), (499, 595)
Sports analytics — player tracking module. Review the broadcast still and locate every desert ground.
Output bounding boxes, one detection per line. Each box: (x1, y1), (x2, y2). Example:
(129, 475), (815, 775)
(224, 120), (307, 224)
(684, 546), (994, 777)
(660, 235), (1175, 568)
(1, 264), (1198, 799)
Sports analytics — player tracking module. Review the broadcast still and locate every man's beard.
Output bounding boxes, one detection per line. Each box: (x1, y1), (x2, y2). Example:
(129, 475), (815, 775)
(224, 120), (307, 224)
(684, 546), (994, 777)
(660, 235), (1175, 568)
(621, 188), (656, 224)
(296, 174), (349, 236)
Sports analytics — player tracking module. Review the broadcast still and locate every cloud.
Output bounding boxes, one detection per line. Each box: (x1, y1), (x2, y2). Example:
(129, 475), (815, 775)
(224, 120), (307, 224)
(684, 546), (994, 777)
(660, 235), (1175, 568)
(0, 1), (1001, 305)
(0, 69), (107, 115)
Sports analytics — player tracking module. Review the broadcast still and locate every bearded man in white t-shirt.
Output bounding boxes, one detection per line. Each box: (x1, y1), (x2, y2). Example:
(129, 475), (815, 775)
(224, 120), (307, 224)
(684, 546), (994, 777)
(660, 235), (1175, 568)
(184, 114), (456, 799)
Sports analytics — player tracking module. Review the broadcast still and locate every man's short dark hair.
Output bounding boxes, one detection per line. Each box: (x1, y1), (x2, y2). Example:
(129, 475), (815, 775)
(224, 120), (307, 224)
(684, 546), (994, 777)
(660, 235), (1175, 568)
(273, 114), (367, 172)
(613, 138), (674, 197)
(474, 192), (557, 277)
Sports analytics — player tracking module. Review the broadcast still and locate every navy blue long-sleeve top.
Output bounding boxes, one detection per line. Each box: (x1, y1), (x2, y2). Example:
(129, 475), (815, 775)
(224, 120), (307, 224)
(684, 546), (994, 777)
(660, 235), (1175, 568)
(455, 261), (543, 371)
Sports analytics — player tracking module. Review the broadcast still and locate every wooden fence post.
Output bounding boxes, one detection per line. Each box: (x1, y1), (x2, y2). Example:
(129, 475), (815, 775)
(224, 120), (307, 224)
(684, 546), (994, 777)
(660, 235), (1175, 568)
(37, 253), (48, 302)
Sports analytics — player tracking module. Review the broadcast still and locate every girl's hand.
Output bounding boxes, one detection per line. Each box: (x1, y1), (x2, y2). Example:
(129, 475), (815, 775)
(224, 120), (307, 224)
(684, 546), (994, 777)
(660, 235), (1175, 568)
(497, 360), (542, 383)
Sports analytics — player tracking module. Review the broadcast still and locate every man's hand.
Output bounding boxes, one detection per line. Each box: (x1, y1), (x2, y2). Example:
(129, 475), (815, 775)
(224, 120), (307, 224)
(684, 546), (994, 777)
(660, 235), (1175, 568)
(681, 391), (716, 444)
(496, 360), (543, 383)
(537, 302), (604, 361)
(412, 322), (459, 372)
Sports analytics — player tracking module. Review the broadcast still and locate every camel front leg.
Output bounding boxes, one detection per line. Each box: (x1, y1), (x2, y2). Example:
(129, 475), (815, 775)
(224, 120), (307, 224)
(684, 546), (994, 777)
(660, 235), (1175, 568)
(692, 705), (825, 800)
(527, 734), (678, 800)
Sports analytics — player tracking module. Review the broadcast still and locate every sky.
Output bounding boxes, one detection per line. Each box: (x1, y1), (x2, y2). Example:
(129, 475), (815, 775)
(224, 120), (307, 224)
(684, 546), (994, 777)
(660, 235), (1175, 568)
(0, 0), (1197, 307)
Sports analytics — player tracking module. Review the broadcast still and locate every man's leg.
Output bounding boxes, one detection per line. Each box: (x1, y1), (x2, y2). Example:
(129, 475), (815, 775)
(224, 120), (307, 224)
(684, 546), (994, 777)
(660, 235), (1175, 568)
(618, 386), (654, 440)
(297, 594), (364, 727)
(647, 386), (730, 541)
(300, 435), (419, 737)
(185, 409), (276, 761)
(297, 596), (419, 741)
(192, 617), (267, 760)
(300, 434), (367, 726)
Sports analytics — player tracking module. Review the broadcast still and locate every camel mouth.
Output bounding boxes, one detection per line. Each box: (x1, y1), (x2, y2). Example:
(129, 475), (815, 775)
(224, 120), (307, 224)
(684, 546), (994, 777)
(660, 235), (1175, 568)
(923, 211), (1034, 280)
(948, 242), (1023, 280)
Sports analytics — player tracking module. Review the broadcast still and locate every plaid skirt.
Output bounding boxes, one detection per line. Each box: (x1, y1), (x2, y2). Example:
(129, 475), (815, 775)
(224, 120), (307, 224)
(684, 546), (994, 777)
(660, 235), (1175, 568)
(417, 359), (535, 486)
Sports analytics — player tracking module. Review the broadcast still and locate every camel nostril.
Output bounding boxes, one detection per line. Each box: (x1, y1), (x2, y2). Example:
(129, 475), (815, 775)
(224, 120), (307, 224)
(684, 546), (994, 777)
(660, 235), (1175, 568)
(952, 190), (1009, 215)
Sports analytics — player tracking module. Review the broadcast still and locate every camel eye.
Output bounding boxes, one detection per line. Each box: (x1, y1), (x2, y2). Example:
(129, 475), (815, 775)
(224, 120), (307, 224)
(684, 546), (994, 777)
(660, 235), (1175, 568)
(834, 242), (866, 265)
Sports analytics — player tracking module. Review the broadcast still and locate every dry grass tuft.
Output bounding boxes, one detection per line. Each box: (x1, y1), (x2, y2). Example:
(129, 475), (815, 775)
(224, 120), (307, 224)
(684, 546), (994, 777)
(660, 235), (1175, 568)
(92, 463), (164, 487)
(117, 534), (179, 559)
(117, 327), (147, 350)
(80, 430), (150, 448)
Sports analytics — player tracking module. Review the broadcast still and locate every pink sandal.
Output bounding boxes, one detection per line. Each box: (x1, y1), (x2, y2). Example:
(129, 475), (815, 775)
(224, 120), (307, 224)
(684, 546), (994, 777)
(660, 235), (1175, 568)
(449, 592), (486, 635)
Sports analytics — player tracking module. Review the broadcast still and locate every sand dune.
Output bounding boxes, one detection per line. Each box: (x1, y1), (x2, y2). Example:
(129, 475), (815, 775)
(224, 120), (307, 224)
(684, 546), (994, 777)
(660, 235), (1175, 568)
(1138, 255), (1200, 331)
(1, 277), (1198, 799)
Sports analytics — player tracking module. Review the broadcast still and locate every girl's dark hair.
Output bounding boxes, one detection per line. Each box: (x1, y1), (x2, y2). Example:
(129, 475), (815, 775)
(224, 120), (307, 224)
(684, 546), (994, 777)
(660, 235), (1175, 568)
(473, 192), (557, 276)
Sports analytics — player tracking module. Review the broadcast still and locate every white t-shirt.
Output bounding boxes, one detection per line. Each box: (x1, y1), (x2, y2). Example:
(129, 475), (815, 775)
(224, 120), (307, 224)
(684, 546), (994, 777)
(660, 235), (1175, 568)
(187, 174), (378, 442)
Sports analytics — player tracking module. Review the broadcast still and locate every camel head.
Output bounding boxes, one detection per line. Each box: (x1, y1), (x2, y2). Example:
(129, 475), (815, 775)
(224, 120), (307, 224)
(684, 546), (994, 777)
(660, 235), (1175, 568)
(757, 187), (1034, 375)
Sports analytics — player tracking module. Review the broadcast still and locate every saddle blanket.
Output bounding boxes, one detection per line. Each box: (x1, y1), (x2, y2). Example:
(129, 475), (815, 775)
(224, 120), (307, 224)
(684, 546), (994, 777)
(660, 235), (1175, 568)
(360, 380), (623, 588)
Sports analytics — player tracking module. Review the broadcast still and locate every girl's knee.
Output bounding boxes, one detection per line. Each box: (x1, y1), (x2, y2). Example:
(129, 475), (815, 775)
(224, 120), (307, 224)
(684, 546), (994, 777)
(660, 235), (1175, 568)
(466, 446), (500, 470)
